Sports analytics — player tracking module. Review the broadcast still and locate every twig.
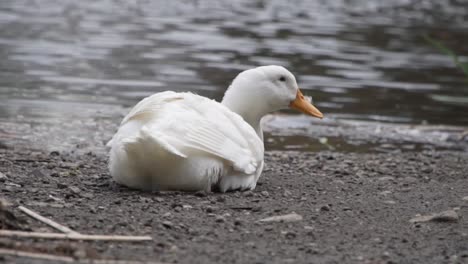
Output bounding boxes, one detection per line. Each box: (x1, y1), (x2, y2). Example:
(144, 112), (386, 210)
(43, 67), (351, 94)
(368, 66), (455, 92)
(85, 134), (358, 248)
(0, 230), (152, 242)
(230, 206), (253, 210)
(0, 248), (166, 263)
(0, 248), (74, 262)
(18, 206), (79, 235)
(13, 159), (50, 163)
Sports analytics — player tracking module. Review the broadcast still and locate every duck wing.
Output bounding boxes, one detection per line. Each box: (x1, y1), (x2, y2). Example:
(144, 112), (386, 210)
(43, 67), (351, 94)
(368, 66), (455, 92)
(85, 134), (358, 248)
(112, 91), (264, 175)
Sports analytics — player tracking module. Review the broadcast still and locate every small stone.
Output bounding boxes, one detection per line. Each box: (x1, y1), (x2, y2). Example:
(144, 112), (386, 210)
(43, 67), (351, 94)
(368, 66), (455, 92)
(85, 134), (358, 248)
(57, 182), (67, 189)
(403, 176), (418, 184)
(155, 197), (164, 202)
(462, 196), (468, 202)
(245, 241), (255, 247)
(421, 167), (432, 173)
(205, 206), (216, 213)
(162, 212), (171, 218)
(30, 169), (46, 178)
(50, 151), (60, 156)
(261, 191), (269, 197)
(243, 191), (254, 197)
(252, 206), (262, 212)
(259, 213), (303, 223)
(379, 191), (392, 196)
(283, 190), (292, 197)
(194, 191), (207, 197)
(215, 215), (225, 223)
(410, 210), (459, 223)
(320, 205), (330, 212)
(234, 218), (243, 226)
(162, 221), (173, 229)
(81, 192), (94, 199)
(69, 186), (81, 194)
(383, 200), (396, 205)
(378, 176), (395, 182)
(0, 172), (7, 182)
(284, 231), (296, 239)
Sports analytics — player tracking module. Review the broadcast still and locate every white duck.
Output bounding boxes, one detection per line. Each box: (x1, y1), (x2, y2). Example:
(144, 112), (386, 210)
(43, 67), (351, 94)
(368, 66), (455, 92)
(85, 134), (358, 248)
(108, 65), (323, 192)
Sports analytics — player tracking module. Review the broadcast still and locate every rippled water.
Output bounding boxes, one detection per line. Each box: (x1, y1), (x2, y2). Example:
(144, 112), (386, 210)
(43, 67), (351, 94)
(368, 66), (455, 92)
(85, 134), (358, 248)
(1, 0), (468, 151)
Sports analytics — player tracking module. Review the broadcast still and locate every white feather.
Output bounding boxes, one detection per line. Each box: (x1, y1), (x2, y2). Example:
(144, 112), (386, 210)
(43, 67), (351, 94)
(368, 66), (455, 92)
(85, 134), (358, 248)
(108, 92), (264, 192)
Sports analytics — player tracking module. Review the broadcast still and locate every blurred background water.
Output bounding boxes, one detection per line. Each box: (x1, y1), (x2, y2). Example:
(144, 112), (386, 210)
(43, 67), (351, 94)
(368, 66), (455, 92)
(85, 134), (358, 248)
(0, 0), (467, 152)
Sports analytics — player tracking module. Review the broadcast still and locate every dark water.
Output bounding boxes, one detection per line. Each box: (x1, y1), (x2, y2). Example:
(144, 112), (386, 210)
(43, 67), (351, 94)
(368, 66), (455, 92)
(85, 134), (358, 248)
(1, 0), (468, 150)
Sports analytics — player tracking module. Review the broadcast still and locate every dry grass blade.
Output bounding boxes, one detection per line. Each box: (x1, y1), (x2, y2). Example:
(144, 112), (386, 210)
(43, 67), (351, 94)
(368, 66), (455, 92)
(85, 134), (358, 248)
(18, 206), (79, 235)
(0, 248), (74, 262)
(0, 248), (167, 263)
(0, 230), (152, 242)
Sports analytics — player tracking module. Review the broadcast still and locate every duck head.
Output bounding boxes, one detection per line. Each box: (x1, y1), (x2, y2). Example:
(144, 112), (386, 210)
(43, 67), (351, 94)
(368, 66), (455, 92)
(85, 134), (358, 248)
(221, 65), (323, 137)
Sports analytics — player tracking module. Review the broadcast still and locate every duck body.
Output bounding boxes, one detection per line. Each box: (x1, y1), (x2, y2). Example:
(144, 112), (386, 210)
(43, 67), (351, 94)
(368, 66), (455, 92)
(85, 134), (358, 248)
(108, 91), (264, 192)
(108, 65), (323, 192)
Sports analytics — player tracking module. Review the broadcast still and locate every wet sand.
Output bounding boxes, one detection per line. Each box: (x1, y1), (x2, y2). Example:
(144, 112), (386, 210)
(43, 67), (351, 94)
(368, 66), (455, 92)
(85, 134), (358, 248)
(1, 146), (467, 263)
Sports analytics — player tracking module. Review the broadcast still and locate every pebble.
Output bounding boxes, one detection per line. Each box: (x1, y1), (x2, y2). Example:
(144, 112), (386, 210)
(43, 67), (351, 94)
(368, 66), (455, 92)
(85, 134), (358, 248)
(81, 192), (94, 199)
(234, 218), (243, 226)
(284, 231), (296, 239)
(30, 169), (46, 178)
(0, 172), (7, 182)
(403, 176), (418, 184)
(259, 213), (303, 223)
(69, 186), (81, 194)
(462, 196), (468, 202)
(252, 206), (262, 212)
(194, 191), (207, 197)
(215, 215), (225, 223)
(379, 191), (392, 196)
(49, 151), (60, 156)
(205, 206), (217, 213)
(162, 220), (174, 229)
(56, 182), (67, 189)
(378, 176), (395, 182)
(261, 191), (269, 197)
(421, 167), (432, 173)
(320, 205), (330, 212)
(243, 191), (254, 197)
(410, 209), (459, 223)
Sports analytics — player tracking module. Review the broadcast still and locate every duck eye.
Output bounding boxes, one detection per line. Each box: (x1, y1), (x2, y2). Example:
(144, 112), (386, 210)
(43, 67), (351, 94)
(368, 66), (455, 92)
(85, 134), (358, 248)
(279, 76), (286, 82)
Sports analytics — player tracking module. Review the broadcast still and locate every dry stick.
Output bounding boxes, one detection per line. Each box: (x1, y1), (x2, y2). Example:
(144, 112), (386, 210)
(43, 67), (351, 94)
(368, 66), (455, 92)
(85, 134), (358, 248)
(18, 206), (79, 235)
(0, 248), (74, 262)
(0, 230), (152, 242)
(0, 248), (165, 264)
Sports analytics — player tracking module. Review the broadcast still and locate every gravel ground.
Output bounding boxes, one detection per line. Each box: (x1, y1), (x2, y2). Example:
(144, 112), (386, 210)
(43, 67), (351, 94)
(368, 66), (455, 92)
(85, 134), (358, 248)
(1, 147), (468, 264)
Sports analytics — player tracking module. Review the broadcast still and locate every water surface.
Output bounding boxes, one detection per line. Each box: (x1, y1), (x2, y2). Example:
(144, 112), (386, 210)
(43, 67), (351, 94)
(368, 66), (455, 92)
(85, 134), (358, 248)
(1, 0), (467, 151)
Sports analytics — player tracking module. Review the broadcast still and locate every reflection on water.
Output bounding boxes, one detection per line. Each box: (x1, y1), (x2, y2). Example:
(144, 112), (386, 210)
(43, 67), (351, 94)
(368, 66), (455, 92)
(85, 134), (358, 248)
(0, 0), (467, 151)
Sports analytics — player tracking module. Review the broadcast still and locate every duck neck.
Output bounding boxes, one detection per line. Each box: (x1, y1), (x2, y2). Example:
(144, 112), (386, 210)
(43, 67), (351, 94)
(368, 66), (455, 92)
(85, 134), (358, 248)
(221, 93), (267, 141)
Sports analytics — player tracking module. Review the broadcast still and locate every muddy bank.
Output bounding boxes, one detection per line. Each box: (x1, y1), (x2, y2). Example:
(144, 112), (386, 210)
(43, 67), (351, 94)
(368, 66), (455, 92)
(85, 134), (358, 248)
(1, 148), (467, 263)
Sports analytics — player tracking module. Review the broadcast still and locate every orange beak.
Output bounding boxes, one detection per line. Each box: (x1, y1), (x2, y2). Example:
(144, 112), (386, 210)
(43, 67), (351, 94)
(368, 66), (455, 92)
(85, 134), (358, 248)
(289, 89), (323, 119)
